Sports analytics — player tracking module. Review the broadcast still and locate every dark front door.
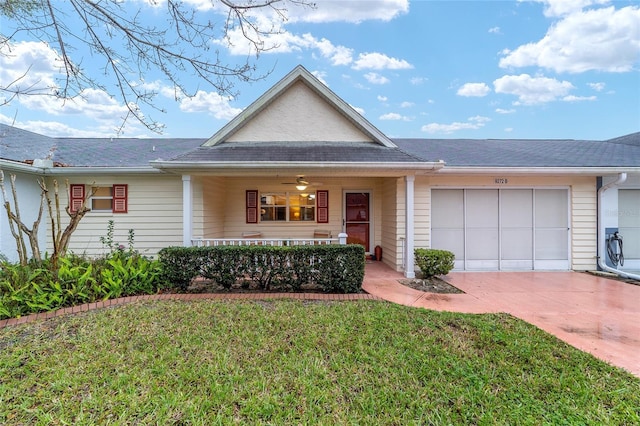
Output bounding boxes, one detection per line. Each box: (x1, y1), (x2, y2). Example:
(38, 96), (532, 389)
(345, 192), (370, 252)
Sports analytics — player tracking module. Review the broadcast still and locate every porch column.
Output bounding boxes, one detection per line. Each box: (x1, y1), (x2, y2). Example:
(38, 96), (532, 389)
(405, 175), (415, 278)
(182, 175), (193, 246)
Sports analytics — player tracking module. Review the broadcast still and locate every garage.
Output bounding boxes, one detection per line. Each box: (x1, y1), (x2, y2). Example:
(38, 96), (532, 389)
(619, 189), (640, 270)
(431, 188), (570, 271)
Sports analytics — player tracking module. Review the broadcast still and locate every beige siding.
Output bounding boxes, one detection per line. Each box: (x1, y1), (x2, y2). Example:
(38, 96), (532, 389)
(381, 177), (404, 271)
(570, 179), (597, 270)
(414, 177), (430, 249)
(227, 81), (373, 143)
(200, 176), (226, 238)
(47, 174), (184, 258)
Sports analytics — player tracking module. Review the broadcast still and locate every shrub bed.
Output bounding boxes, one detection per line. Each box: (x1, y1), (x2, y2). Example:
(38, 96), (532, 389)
(158, 244), (365, 293)
(0, 253), (163, 320)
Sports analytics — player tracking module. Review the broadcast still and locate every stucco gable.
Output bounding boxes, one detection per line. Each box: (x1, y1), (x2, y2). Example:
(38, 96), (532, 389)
(205, 65), (396, 147)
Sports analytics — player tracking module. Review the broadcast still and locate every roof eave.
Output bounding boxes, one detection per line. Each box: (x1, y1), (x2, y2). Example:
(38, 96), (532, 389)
(438, 166), (640, 175)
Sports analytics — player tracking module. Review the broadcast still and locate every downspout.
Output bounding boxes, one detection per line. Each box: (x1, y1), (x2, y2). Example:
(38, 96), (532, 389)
(597, 172), (640, 280)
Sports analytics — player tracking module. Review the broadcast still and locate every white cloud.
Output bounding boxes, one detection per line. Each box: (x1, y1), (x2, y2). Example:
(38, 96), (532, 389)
(352, 52), (413, 70)
(504, 127), (513, 132)
(488, 26), (501, 34)
(311, 70), (329, 86)
(500, 5), (640, 73)
(496, 108), (516, 114)
(0, 41), (62, 99)
(562, 95), (597, 102)
(377, 95), (388, 102)
(410, 77), (426, 85)
(379, 112), (412, 121)
(0, 113), (148, 138)
(400, 101), (414, 108)
(179, 90), (242, 120)
(493, 74), (575, 105)
(312, 36), (354, 66)
(588, 82), (606, 91)
(350, 105), (365, 115)
(364, 72), (390, 85)
(184, 0), (409, 24)
(525, 0), (611, 18)
(457, 82), (491, 97)
(215, 29), (355, 67)
(421, 116), (490, 134)
(287, 0), (410, 24)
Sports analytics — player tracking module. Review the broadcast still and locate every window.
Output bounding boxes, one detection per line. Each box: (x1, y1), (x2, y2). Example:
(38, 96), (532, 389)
(259, 192), (316, 222)
(70, 184), (128, 213)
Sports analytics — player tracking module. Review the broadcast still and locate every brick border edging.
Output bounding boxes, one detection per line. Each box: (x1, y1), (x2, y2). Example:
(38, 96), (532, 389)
(0, 292), (382, 329)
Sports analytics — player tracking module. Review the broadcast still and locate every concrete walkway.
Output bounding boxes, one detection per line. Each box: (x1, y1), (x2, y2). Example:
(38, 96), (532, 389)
(363, 261), (640, 378)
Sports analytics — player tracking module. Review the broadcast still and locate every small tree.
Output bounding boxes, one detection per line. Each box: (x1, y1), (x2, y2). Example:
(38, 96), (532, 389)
(0, 171), (93, 268)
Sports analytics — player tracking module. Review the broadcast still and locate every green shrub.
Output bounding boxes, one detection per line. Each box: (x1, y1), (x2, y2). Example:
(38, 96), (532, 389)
(99, 252), (162, 298)
(157, 246), (203, 292)
(158, 244), (365, 293)
(414, 248), (455, 278)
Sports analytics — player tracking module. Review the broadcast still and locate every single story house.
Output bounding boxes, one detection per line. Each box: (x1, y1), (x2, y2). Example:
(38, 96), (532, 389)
(0, 65), (638, 279)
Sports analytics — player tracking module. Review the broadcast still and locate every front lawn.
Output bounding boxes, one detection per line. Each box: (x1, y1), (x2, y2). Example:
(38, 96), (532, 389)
(0, 300), (638, 424)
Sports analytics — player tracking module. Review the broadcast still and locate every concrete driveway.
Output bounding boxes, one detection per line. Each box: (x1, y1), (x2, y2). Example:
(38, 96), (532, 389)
(363, 262), (640, 378)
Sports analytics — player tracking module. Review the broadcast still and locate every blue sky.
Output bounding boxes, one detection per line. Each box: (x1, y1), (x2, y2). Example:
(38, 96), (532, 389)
(1, 0), (638, 141)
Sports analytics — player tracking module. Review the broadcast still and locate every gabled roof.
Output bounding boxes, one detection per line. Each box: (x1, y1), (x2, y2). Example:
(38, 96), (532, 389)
(203, 65), (396, 148)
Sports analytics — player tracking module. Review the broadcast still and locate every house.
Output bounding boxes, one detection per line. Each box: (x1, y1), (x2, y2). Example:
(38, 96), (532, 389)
(0, 65), (638, 279)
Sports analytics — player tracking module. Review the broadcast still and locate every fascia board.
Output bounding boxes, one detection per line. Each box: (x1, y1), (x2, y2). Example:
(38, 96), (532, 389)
(42, 167), (164, 175)
(0, 160), (43, 175)
(150, 160), (443, 170)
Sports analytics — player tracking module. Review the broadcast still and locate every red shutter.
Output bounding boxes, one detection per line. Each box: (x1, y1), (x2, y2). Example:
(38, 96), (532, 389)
(316, 190), (329, 223)
(113, 184), (128, 213)
(246, 190), (258, 223)
(69, 184), (85, 213)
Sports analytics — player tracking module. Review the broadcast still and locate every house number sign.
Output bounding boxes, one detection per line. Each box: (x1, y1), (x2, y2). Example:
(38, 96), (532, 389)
(494, 178), (508, 184)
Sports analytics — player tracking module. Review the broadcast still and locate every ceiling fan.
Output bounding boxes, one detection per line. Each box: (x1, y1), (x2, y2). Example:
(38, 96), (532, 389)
(281, 176), (321, 190)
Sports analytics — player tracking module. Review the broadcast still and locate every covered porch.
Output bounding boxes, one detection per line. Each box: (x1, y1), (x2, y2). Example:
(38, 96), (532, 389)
(178, 172), (435, 278)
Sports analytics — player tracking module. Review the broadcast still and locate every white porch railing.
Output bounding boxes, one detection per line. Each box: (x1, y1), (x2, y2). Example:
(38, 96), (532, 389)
(191, 237), (341, 247)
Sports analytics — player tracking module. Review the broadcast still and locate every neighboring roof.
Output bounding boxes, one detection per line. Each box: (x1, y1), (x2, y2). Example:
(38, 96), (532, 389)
(0, 123), (55, 163)
(53, 138), (204, 167)
(0, 123), (204, 168)
(204, 65), (397, 148)
(393, 133), (640, 168)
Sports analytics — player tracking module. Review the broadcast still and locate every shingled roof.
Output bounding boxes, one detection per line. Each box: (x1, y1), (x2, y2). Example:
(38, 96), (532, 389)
(167, 141), (426, 164)
(1, 123), (639, 171)
(393, 133), (640, 167)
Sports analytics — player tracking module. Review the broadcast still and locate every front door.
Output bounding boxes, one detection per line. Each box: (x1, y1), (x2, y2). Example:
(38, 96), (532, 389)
(345, 192), (370, 252)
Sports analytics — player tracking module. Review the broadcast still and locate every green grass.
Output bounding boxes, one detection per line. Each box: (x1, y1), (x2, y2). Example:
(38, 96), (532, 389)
(1, 300), (638, 425)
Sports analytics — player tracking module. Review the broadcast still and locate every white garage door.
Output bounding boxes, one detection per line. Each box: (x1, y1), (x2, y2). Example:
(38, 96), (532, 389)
(619, 189), (640, 270)
(431, 189), (569, 271)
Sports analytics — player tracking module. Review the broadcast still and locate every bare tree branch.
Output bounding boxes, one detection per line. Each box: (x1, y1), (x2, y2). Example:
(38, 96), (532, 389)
(0, 0), (315, 133)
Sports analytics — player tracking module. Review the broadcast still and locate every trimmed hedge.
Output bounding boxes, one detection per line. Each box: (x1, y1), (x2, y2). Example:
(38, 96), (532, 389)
(158, 244), (365, 293)
(414, 248), (455, 278)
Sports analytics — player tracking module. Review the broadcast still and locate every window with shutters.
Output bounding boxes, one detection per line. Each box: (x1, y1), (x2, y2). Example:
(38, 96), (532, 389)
(248, 191), (324, 223)
(70, 184), (128, 213)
